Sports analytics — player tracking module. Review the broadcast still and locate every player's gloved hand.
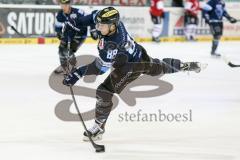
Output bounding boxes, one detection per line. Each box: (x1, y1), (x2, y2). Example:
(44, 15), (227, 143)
(56, 32), (63, 40)
(90, 29), (99, 40)
(229, 17), (237, 23)
(61, 22), (76, 43)
(205, 19), (210, 24)
(63, 69), (82, 86)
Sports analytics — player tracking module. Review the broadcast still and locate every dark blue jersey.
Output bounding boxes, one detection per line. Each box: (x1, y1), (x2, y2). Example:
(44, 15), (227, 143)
(202, 0), (231, 22)
(55, 7), (88, 41)
(95, 22), (142, 72)
(75, 11), (142, 73)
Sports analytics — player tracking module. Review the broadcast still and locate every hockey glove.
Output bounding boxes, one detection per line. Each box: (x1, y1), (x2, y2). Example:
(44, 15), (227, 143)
(205, 19), (210, 24)
(63, 70), (82, 86)
(90, 29), (99, 40)
(56, 32), (63, 40)
(229, 17), (237, 23)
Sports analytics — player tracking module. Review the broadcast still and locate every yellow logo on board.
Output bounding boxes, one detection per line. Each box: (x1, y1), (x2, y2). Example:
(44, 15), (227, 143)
(61, 0), (69, 3)
(102, 10), (118, 18)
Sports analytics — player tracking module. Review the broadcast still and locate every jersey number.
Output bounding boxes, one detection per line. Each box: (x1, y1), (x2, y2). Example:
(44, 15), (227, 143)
(107, 49), (118, 59)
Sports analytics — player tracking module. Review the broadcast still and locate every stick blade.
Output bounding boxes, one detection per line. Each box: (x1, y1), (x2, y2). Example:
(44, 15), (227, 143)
(221, 55), (240, 68)
(228, 62), (240, 68)
(95, 144), (105, 153)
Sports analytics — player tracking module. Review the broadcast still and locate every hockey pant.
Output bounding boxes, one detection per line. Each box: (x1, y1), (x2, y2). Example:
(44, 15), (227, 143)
(184, 14), (198, 40)
(151, 14), (164, 39)
(58, 38), (85, 70)
(94, 45), (182, 126)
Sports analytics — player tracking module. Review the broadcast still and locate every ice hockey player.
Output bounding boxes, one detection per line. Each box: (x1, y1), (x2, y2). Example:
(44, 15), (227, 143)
(149, 0), (165, 42)
(62, 7), (205, 141)
(54, 0), (98, 74)
(184, 0), (200, 41)
(202, 0), (237, 57)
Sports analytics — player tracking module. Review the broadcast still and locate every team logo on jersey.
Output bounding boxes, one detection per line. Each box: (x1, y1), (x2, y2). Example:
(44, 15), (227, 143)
(215, 4), (224, 19)
(98, 38), (104, 50)
(70, 13), (77, 19)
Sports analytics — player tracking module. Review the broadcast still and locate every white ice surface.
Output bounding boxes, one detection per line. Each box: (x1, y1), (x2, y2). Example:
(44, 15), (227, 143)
(0, 42), (239, 160)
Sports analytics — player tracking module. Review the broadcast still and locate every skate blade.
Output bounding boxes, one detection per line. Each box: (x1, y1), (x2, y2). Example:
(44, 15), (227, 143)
(83, 134), (103, 142)
(211, 54), (221, 58)
(200, 63), (208, 70)
(196, 63), (208, 73)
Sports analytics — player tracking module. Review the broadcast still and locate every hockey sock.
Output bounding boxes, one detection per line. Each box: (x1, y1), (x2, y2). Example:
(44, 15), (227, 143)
(211, 39), (219, 54)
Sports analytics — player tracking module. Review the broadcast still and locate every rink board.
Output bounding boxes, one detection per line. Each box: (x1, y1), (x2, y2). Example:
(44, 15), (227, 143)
(0, 4), (240, 42)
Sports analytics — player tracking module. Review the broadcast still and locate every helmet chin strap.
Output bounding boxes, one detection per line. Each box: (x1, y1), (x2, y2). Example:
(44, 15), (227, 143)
(106, 24), (116, 36)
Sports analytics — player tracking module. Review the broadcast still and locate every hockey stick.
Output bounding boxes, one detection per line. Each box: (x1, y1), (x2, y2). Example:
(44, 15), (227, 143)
(228, 19), (240, 22)
(222, 19), (240, 23)
(222, 56), (240, 68)
(65, 37), (105, 153)
(11, 26), (27, 38)
(11, 25), (55, 38)
(68, 86), (105, 152)
(228, 62), (240, 67)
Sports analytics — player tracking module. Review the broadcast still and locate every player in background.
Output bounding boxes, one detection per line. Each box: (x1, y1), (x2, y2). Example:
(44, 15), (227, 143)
(184, 0), (200, 41)
(62, 7), (206, 141)
(54, 0), (98, 74)
(150, 0), (165, 42)
(202, 0), (237, 57)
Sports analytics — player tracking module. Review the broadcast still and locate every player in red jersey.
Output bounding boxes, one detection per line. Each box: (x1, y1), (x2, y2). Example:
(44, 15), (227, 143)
(150, 0), (165, 42)
(184, 0), (200, 41)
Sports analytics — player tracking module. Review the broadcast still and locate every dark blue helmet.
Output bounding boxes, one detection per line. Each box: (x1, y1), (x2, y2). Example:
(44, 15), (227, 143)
(95, 7), (120, 26)
(59, 0), (71, 4)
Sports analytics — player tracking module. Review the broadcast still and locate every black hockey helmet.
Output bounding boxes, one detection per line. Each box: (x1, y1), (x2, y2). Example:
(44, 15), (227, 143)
(59, 0), (71, 4)
(95, 7), (120, 26)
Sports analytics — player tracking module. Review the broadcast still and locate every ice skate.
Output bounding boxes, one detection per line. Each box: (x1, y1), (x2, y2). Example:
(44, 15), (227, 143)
(211, 52), (221, 58)
(83, 121), (105, 141)
(181, 62), (208, 73)
(152, 36), (161, 43)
